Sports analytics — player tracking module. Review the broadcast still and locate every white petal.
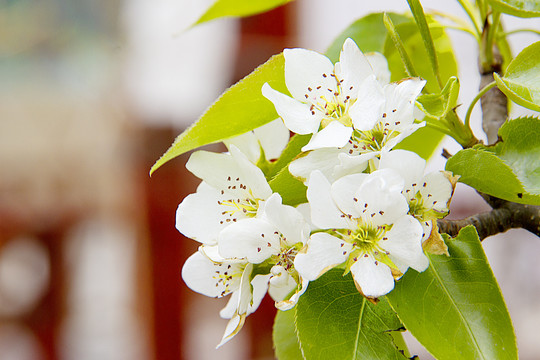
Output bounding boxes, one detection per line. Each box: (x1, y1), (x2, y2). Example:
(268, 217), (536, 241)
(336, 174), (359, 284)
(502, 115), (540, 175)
(261, 193), (310, 247)
(349, 75), (385, 131)
(275, 277), (309, 310)
(223, 131), (261, 164)
(331, 173), (369, 218)
(420, 171), (453, 213)
(338, 38), (375, 99)
(176, 182), (228, 245)
(268, 265), (298, 302)
(253, 118), (290, 160)
(294, 233), (352, 280)
(284, 48), (337, 102)
(262, 83), (322, 134)
(381, 122), (425, 153)
(217, 313), (245, 348)
(289, 148), (342, 184)
(219, 218), (280, 263)
(350, 254), (395, 298)
(229, 145), (273, 199)
(333, 152), (374, 179)
(379, 149), (425, 197)
(383, 215), (428, 272)
(181, 251), (243, 298)
(301, 121), (353, 151)
(383, 78), (426, 128)
(365, 52), (391, 84)
(355, 169), (408, 226)
(249, 274), (271, 315)
(220, 290), (239, 319)
(307, 170), (349, 229)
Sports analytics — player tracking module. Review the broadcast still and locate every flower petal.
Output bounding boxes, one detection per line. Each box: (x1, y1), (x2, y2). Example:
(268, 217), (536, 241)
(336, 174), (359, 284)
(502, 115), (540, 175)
(181, 251), (243, 298)
(218, 218), (280, 263)
(338, 38), (375, 99)
(379, 149), (425, 197)
(253, 118), (290, 160)
(331, 173), (369, 218)
(275, 277), (309, 310)
(365, 52), (391, 85)
(216, 313), (245, 348)
(307, 170), (349, 229)
(262, 83), (322, 134)
(302, 121), (353, 151)
(383, 215), (428, 273)
(261, 193), (310, 247)
(355, 169), (408, 226)
(349, 75), (386, 131)
(350, 254), (395, 298)
(176, 182), (229, 245)
(295, 232), (352, 281)
(284, 48), (337, 102)
(289, 148), (342, 184)
(383, 78), (426, 128)
(420, 171), (453, 213)
(268, 265), (298, 303)
(223, 132), (260, 164)
(333, 151), (374, 179)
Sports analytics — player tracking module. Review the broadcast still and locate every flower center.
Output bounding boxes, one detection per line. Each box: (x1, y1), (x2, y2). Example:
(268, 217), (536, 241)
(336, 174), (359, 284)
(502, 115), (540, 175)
(212, 263), (243, 297)
(221, 198), (259, 217)
(307, 73), (354, 128)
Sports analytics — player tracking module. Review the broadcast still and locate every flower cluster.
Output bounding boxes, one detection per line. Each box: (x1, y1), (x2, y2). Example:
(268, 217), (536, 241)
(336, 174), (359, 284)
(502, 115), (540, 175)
(178, 38), (456, 347)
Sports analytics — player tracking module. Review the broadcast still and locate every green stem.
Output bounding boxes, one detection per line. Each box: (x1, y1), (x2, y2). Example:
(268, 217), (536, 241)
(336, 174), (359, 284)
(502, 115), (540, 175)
(465, 81), (496, 129)
(455, 0), (482, 36)
(500, 28), (540, 37)
(383, 13), (418, 78)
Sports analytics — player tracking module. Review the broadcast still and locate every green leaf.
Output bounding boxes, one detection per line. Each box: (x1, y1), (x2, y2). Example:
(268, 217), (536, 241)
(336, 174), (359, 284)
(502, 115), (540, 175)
(416, 76), (460, 120)
(487, 0), (540, 18)
(295, 270), (409, 360)
(386, 226), (518, 360)
(269, 166), (307, 206)
(150, 54), (287, 175)
(266, 134), (311, 179)
(384, 17), (458, 94)
(494, 41), (540, 111)
(383, 13), (419, 78)
(274, 309), (303, 360)
(394, 126), (445, 160)
(406, 0), (443, 89)
(194, 0), (293, 25)
(325, 12), (410, 62)
(446, 116), (540, 205)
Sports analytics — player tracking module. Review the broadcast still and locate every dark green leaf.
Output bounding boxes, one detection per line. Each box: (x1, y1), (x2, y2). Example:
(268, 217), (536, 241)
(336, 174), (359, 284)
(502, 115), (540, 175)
(151, 54), (287, 175)
(416, 76), (460, 120)
(266, 134), (311, 179)
(274, 309), (303, 360)
(494, 41), (540, 111)
(295, 270), (409, 360)
(194, 0), (293, 25)
(487, 0), (540, 18)
(387, 226), (518, 360)
(446, 116), (540, 205)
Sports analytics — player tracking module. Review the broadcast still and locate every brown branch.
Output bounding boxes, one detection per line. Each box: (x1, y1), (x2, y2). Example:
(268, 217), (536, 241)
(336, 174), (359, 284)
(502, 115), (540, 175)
(479, 51), (506, 145)
(438, 202), (540, 240)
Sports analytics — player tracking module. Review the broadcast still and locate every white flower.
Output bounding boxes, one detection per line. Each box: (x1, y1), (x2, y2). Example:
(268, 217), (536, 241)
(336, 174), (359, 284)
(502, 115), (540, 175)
(176, 145), (272, 245)
(218, 193), (310, 310)
(223, 118), (290, 164)
(294, 170), (428, 298)
(379, 149), (457, 244)
(262, 38), (391, 152)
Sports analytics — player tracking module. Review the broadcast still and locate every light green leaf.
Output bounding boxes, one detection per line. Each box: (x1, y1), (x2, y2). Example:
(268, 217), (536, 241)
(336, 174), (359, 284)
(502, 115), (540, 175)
(406, 0), (442, 89)
(266, 134), (310, 179)
(194, 0), (293, 25)
(269, 166), (307, 206)
(416, 76), (460, 120)
(395, 126), (445, 160)
(384, 17), (458, 94)
(494, 41), (540, 111)
(295, 270), (409, 360)
(274, 309), (303, 360)
(386, 226), (518, 360)
(384, 13), (419, 78)
(487, 0), (540, 18)
(325, 12), (410, 62)
(150, 54), (287, 175)
(446, 116), (540, 205)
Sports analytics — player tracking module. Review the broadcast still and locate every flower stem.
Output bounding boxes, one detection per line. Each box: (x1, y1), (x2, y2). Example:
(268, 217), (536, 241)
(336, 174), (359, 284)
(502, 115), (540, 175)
(465, 81), (496, 129)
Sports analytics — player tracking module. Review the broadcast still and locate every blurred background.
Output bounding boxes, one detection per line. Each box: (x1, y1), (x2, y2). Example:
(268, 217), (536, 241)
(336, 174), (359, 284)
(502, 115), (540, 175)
(0, 0), (539, 359)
